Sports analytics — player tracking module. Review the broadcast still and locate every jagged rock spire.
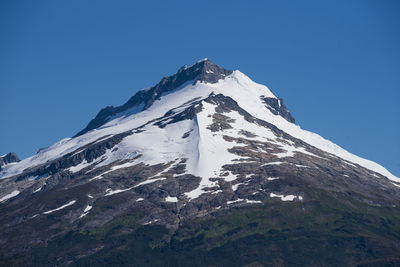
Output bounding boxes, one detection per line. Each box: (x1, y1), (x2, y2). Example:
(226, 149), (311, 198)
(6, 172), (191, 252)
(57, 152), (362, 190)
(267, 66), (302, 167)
(178, 58), (233, 84)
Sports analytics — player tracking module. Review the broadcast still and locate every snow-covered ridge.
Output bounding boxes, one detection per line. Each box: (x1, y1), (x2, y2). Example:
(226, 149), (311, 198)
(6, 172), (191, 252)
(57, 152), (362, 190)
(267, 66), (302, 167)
(0, 64), (398, 184)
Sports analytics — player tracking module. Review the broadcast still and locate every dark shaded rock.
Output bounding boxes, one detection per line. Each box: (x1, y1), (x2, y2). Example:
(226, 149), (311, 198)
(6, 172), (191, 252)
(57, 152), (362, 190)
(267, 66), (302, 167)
(207, 113), (235, 132)
(182, 130), (193, 139)
(261, 96), (295, 123)
(238, 130), (257, 138)
(36, 147), (48, 154)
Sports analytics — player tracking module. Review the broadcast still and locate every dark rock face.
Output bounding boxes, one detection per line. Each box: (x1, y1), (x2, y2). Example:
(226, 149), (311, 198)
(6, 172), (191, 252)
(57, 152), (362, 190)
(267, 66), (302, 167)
(261, 96), (295, 123)
(75, 59), (233, 137)
(0, 152), (19, 170)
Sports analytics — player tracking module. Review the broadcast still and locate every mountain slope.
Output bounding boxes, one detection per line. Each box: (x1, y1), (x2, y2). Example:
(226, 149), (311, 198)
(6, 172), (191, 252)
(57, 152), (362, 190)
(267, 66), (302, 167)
(0, 59), (399, 266)
(0, 59), (397, 183)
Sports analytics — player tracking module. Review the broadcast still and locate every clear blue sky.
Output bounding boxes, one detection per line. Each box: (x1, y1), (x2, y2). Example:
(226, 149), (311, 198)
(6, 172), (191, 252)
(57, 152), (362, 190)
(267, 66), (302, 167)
(1, 0), (399, 176)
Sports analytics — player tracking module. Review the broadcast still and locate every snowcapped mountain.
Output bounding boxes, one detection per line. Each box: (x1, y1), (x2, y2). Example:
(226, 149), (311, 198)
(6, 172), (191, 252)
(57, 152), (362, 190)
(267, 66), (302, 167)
(1, 59), (399, 266)
(0, 59), (397, 184)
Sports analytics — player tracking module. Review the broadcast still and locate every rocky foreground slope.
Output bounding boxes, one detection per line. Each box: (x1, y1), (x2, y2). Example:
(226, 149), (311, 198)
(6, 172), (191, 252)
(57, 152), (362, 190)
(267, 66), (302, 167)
(0, 59), (399, 266)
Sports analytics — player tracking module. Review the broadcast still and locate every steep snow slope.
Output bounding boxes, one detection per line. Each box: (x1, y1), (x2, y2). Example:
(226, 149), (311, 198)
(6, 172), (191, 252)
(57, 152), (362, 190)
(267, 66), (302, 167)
(0, 66), (398, 184)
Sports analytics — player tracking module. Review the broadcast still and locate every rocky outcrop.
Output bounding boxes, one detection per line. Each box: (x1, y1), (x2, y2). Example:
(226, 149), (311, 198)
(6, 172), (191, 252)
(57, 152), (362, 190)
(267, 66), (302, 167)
(0, 152), (19, 170)
(260, 96), (295, 123)
(75, 59), (233, 137)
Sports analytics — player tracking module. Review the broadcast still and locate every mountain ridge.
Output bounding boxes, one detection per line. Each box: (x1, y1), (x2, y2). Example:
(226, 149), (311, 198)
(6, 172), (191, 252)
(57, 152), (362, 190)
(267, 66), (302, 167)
(0, 60), (397, 182)
(0, 59), (399, 266)
(74, 58), (234, 137)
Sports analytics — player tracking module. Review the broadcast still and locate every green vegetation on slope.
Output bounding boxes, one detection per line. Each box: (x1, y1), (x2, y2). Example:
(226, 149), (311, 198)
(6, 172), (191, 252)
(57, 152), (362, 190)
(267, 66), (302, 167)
(2, 191), (400, 267)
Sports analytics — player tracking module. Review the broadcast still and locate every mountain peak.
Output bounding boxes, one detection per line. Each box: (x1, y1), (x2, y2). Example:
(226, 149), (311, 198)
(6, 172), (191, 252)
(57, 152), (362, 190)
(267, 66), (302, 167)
(177, 58), (232, 84)
(75, 59), (232, 136)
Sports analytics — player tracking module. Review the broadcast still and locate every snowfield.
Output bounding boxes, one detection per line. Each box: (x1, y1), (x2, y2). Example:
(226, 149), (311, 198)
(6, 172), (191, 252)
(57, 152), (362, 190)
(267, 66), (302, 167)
(0, 69), (398, 192)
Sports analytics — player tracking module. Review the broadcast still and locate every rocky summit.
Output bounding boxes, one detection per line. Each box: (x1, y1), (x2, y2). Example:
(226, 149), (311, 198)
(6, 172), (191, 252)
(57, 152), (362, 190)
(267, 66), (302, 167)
(1, 59), (399, 266)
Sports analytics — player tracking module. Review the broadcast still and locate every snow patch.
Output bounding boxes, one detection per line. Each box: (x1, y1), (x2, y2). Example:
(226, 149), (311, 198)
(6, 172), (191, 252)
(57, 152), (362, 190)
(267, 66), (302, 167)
(296, 165), (310, 168)
(133, 177), (166, 188)
(83, 205), (92, 213)
(0, 190), (20, 202)
(165, 196), (178, 202)
(105, 187), (134, 196)
(144, 219), (158, 225)
(264, 162), (286, 166)
(223, 171), (238, 182)
(68, 160), (89, 173)
(227, 199), (244, 204)
(33, 187), (42, 193)
(79, 205), (93, 218)
(269, 193), (302, 202)
(43, 200), (76, 214)
(246, 199), (262, 204)
(232, 183), (245, 191)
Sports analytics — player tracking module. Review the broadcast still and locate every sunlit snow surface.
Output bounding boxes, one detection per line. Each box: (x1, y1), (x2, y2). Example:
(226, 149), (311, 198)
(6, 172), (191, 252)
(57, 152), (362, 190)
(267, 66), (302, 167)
(79, 204), (93, 218)
(43, 200), (76, 214)
(1, 70), (398, 201)
(0, 190), (20, 202)
(165, 196), (178, 202)
(270, 193), (303, 201)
